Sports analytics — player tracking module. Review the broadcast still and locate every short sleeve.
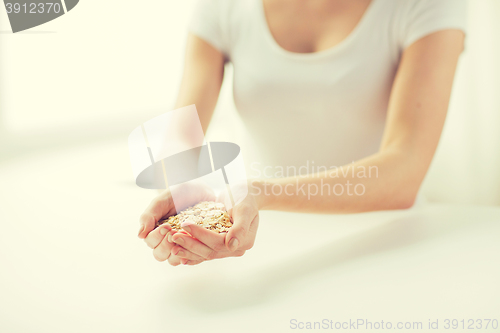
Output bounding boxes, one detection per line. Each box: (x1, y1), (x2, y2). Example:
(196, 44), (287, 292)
(400, 0), (468, 49)
(188, 0), (230, 57)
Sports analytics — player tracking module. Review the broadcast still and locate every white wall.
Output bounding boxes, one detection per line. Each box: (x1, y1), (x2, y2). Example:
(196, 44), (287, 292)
(0, 0), (198, 137)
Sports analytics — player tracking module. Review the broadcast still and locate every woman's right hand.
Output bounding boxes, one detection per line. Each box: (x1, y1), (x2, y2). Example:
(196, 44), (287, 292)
(138, 181), (216, 264)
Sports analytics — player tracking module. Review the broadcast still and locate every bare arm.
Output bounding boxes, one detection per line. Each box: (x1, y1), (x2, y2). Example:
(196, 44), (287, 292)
(253, 29), (466, 213)
(172, 33), (226, 146)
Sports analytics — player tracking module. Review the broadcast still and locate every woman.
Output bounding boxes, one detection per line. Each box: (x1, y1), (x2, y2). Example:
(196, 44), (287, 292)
(137, 0), (467, 266)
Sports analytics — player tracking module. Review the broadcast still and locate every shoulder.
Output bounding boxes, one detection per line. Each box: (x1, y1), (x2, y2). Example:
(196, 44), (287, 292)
(398, 0), (468, 23)
(192, 0), (254, 14)
(189, 0), (257, 57)
(404, 0), (467, 10)
(380, 0), (467, 19)
(392, 0), (468, 50)
(191, 0), (256, 30)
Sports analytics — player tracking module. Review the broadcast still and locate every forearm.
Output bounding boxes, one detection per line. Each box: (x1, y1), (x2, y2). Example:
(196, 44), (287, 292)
(173, 66), (222, 146)
(170, 34), (225, 148)
(252, 149), (425, 214)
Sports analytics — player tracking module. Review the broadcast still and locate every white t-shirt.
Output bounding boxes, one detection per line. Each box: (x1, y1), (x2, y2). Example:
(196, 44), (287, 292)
(188, 0), (467, 176)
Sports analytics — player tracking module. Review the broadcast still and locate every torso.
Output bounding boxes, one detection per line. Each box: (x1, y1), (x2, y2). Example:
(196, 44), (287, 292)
(215, 0), (403, 173)
(224, 0), (398, 172)
(189, 0), (466, 176)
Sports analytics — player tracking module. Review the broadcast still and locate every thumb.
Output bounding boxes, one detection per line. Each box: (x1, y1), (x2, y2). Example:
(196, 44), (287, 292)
(225, 204), (256, 252)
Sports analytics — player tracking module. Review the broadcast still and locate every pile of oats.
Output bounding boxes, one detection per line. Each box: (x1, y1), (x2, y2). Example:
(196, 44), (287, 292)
(156, 201), (232, 233)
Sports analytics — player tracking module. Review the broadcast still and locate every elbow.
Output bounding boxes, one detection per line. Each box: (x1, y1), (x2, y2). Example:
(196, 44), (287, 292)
(388, 189), (418, 210)
(373, 189), (418, 211)
(393, 195), (417, 210)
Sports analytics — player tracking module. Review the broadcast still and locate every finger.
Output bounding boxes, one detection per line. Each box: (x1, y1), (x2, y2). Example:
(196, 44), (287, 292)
(144, 224), (171, 249)
(168, 254), (182, 266)
(138, 192), (175, 239)
(183, 259), (204, 266)
(180, 222), (226, 251)
(171, 232), (217, 260)
(152, 232), (174, 262)
(171, 245), (206, 261)
(226, 204), (257, 252)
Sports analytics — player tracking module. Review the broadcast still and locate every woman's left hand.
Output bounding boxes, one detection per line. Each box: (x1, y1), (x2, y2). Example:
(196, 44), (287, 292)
(168, 193), (260, 266)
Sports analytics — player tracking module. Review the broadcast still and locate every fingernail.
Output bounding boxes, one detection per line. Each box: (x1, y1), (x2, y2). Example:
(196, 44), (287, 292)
(174, 237), (184, 246)
(159, 227), (168, 236)
(229, 238), (239, 251)
(137, 225), (144, 236)
(167, 232), (173, 243)
(181, 259), (188, 265)
(180, 221), (194, 233)
(177, 250), (185, 257)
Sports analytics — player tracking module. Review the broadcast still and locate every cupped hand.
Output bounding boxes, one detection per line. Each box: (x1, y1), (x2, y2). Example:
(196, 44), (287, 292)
(138, 181), (216, 265)
(170, 186), (260, 265)
(139, 180), (261, 266)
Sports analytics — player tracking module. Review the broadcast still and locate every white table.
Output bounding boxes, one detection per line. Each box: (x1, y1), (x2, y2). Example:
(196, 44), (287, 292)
(1, 140), (499, 333)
